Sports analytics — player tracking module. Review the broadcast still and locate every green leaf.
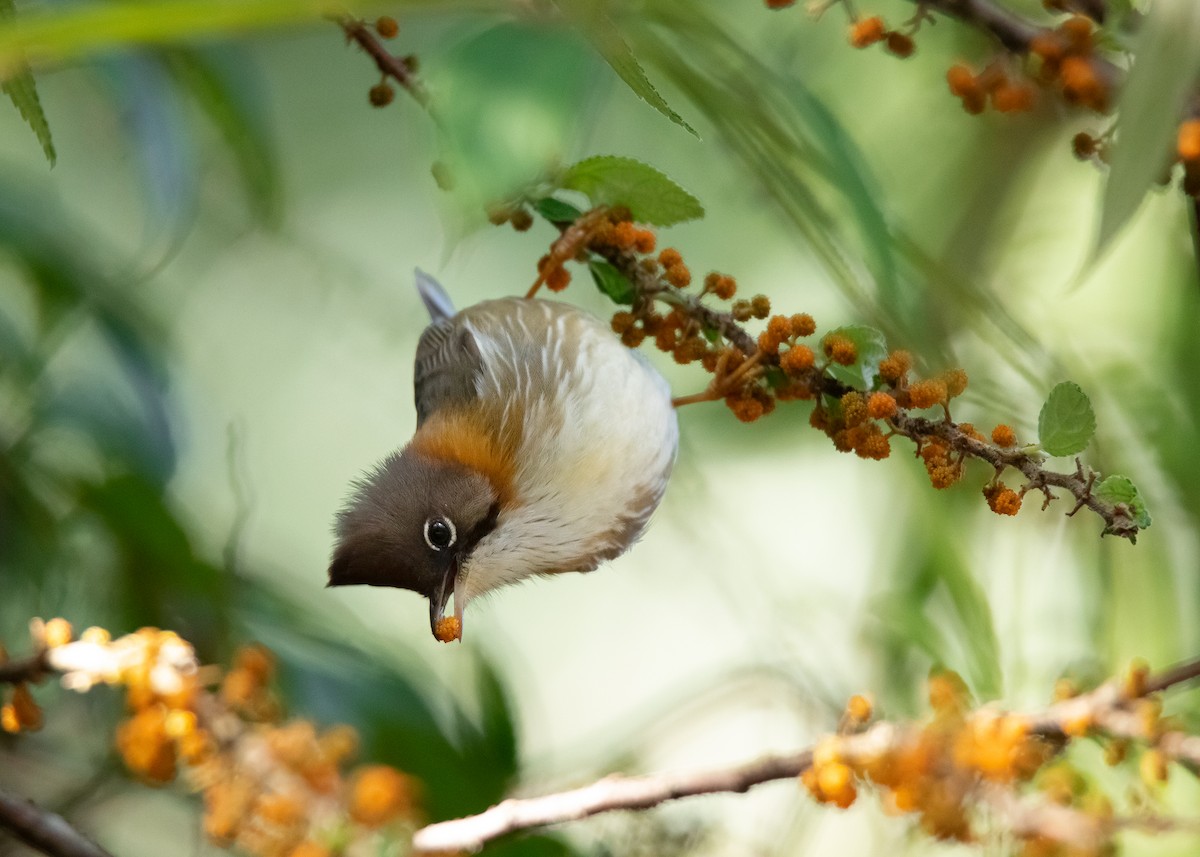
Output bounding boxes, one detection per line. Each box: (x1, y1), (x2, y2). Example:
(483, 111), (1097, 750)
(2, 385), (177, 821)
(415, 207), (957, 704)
(533, 197), (584, 223)
(0, 0), (54, 166)
(1037, 381), (1096, 457)
(1095, 475), (1152, 530)
(588, 258), (635, 305)
(551, 0), (696, 137)
(1098, 0), (1200, 249)
(561, 155), (703, 226)
(824, 324), (888, 390)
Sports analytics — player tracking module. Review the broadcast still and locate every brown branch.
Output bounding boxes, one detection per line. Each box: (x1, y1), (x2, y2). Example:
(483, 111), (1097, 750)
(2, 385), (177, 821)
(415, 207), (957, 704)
(0, 650), (48, 685)
(334, 15), (429, 107)
(582, 235), (1141, 541)
(0, 788), (113, 857)
(412, 750), (813, 852)
(413, 655), (1200, 852)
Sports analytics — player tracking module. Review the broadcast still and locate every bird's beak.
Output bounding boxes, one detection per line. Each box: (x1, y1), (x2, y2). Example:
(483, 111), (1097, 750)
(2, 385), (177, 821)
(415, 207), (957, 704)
(429, 557), (460, 638)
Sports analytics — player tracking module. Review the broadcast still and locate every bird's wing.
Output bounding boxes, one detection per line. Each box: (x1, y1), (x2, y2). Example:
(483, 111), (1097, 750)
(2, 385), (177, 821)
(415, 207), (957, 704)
(413, 317), (483, 425)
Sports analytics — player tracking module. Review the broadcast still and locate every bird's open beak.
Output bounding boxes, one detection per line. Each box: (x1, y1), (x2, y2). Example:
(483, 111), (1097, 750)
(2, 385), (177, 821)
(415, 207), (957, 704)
(429, 557), (461, 639)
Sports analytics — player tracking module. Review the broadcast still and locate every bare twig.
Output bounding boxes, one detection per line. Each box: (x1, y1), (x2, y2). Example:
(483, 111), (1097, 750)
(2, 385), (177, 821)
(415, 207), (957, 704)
(413, 750), (812, 852)
(412, 656), (1200, 852)
(0, 788), (113, 857)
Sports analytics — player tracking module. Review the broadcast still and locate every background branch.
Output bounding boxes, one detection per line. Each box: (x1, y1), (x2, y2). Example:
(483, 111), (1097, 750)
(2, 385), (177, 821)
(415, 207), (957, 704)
(411, 654), (1200, 852)
(0, 789), (112, 857)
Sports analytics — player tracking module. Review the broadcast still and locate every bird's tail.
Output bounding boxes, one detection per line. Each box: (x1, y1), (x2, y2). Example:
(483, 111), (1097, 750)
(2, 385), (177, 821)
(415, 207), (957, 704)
(415, 268), (455, 322)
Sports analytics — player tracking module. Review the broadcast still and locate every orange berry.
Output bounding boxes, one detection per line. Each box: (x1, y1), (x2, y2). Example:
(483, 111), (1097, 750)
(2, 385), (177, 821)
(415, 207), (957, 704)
(822, 333), (857, 365)
(866, 392), (897, 420)
(750, 294), (771, 319)
(1060, 56), (1107, 110)
(849, 16), (886, 48)
(1059, 15), (1093, 52)
(991, 424), (1016, 447)
(992, 81), (1037, 113)
(845, 693), (873, 723)
(946, 64), (975, 97)
(510, 209), (533, 231)
(885, 32), (915, 58)
(1, 705), (18, 733)
(665, 263), (691, 288)
(855, 430), (891, 460)
(434, 616), (461, 643)
(941, 368), (968, 398)
(10, 684), (41, 731)
(780, 344), (815, 375)
(1030, 31), (1065, 62)
(789, 313), (816, 337)
(375, 16), (399, 38)
(1178, 119), (1200, 163)
(546, 266), (571, 292)
(42, 618), (73, 648)
(984, 482), (1022, 516)
(878, 350), (912, 384)
(633, 229), (656, 254)
(658, 248), (682, 268)
(611, 311), (635, 334)
(907, 378), (947, 409)
(235, 643), (275, 681)
(349, 765), (416, 827)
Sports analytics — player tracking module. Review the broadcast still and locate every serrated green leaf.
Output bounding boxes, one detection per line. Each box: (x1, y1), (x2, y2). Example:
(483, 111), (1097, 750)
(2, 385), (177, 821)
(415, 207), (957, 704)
(1037, 381), (1097, 457)
(825, 324), (888, 389)
(551, 0), (696, 137)
(561, 155), (703, 226)
(0, 0), (54, 166)
(534, 197), (583, 223)
(588, 259), (635, 305)
(1095, 475), (1152, 529)
(1098, 0), (1200, 250)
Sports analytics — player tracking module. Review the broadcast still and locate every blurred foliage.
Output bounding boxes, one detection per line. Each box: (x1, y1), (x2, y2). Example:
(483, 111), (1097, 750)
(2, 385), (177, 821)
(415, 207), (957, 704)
(0, 0), (1199, 855)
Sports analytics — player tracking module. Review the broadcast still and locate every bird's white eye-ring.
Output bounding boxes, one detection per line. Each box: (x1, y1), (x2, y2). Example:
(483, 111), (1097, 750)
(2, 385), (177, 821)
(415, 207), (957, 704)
(424, 516), (456, 551)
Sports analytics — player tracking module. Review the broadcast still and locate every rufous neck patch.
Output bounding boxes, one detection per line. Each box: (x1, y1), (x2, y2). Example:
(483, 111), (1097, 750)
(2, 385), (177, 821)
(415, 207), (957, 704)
(409, 410), (517, 507)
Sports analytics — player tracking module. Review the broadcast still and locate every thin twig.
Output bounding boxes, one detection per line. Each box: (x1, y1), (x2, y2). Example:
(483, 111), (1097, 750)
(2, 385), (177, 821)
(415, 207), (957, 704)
(412, 750), (814, 852)
(412, 655), (1200, 852)
(0, 789), (113, 857)
(334, 15), (429, 107)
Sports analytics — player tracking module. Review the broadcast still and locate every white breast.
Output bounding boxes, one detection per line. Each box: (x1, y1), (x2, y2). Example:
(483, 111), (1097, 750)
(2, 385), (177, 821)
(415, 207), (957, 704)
(456, 299), (678, 603)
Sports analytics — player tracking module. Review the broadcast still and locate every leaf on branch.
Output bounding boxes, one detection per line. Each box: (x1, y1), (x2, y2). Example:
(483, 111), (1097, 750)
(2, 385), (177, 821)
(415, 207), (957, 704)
(1037, 382), (1096, 457)
(561, 156), (703, 226)
(824, 324), (888, 389)
(1097, 0), (1200, 250)
(0, 0), (54, 166)
(534, 197), (584, 224)
(1094, 475), (1152, 530)
(588, 258), (635, 305)
(552, 0), (696, 137)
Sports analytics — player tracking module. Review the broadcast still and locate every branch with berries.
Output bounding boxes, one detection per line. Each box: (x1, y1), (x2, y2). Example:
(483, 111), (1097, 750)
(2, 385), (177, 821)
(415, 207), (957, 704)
(502, 160), (1149, 541)
(1, 619), (421, 857)
(412, 656), (1200, 853)
(766, 0), (1200, 204)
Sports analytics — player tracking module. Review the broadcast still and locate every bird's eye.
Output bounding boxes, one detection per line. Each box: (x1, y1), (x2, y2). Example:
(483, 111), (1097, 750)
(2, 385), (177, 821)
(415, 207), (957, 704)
(423, 516), (456, 550)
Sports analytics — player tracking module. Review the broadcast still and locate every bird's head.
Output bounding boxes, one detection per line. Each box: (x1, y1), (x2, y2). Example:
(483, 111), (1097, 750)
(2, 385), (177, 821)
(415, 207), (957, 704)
(328, 448), (499, 640)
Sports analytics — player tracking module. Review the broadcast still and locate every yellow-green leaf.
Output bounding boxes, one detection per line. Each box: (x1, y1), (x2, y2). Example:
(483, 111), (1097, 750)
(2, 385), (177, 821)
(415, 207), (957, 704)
(1037, 381), (1096, 457)
(0, 0), (54, 165)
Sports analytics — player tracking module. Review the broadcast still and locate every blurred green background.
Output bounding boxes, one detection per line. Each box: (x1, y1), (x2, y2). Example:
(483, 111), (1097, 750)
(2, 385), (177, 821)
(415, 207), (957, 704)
(2, 0), (1199, 855)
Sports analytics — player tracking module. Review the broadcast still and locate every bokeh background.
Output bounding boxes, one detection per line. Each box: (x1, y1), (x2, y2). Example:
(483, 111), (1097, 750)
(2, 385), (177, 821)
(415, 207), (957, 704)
(2, 0), (1199, 854)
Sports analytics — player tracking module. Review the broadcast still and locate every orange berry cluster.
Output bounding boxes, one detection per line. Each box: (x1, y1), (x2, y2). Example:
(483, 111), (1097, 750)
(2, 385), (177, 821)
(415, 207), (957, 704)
(1028, 15), (1109, 112)
(804, 672), (1050, 841)
(847, 15), (915, 58)
(434, 615), (461, 643)
(3, 625), (422, 857)
(946, 62), (1038, 115)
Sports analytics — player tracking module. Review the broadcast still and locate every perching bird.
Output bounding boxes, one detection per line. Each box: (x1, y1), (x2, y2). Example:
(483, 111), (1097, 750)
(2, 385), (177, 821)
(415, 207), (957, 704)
(328, 270), (678, 641)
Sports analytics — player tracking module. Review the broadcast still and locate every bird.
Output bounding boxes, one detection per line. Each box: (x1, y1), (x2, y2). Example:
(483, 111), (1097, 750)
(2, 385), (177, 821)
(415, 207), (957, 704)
(328, 270), (679, 641)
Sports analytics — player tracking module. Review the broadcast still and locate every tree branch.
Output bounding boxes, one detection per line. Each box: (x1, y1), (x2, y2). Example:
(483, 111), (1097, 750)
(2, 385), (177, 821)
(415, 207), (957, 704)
(412, 750), (813, 852)
(0, 650), (48, 685)
(411, 654), (1200, 852)
(0, 789), (113, 857)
